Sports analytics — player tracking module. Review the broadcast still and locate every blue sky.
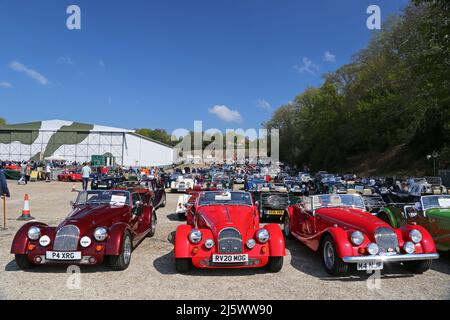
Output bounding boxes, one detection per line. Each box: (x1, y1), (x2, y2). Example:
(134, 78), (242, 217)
(0, 0), (409, 133)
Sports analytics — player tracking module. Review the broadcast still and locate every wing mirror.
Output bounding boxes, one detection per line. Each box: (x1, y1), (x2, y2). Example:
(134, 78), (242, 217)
(255, 201), (260, 208)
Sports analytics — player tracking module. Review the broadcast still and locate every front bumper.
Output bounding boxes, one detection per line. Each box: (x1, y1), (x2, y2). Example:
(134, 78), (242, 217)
(343, 253), (439, 264)
(192, 255), (269, 269)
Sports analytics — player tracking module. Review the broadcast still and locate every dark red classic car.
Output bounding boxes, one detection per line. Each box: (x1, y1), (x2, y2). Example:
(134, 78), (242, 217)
(284, 194), (439, 276)
(11, 188), (157, 271)
(174, 191), (285, 273)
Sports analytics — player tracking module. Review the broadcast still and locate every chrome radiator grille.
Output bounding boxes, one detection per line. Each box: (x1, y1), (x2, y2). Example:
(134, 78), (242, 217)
(53, 225), (80, 251)
(218, 228), (243, 254)
(375, 227), (399, 253)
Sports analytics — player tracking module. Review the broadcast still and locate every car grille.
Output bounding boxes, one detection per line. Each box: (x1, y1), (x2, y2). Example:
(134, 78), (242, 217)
(53, 225), (80, 251)
(262, 194), (289, 209)
(375, 227), (399, 253)
(218, 228), (243, 253)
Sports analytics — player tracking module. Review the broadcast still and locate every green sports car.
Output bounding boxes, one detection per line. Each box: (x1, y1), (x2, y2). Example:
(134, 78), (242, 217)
(378, 194), (450, 251)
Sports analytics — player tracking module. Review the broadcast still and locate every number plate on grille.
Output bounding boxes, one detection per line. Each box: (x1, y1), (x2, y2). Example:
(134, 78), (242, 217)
(267, 210), (285, 216)
(46, 251), (81, 261)
(212, 254), (248, 264)
(357, 262), (383, 271)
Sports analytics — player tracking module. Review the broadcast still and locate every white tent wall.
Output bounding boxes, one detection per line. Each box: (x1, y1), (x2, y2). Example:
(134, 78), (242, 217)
(123, 133), (173, 167)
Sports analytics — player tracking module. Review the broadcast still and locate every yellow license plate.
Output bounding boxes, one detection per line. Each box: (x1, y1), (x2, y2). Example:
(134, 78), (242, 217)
(267, 210), (284, 216)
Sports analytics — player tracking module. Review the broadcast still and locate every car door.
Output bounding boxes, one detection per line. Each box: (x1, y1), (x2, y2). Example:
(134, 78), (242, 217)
(152, 180), (163, 206)
(297, 197), (316, 237)
(130, 192), (143, 236)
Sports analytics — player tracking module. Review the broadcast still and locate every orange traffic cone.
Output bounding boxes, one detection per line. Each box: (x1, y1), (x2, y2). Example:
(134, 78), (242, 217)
(17, 194), (34, 221)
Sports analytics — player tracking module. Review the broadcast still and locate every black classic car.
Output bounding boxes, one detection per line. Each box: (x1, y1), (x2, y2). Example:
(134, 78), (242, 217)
(91, 173), (125, 190)
(252, 187), (290, 222)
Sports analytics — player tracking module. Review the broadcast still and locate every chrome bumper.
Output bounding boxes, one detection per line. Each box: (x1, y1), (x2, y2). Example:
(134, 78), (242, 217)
(343, 253), (439, 264)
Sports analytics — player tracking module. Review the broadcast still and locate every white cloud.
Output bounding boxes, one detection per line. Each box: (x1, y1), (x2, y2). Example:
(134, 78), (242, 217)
(256, 99), (272, 111)
(99, 60), (105, 67)
(9, 61), (48, 85)
(324, 51), (336, 63)
(295, 57), (320, 75)
(0, 81), (12, 88)
(208, 105), (243, 123)
(57, 56), (74, 65)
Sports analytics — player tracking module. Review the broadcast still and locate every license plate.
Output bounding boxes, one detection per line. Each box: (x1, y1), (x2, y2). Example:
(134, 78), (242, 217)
(357, 261), (383, 271)
(267, 210), (285, 216)
(46, 251), (82, 261)
(212, 254), (249, 264)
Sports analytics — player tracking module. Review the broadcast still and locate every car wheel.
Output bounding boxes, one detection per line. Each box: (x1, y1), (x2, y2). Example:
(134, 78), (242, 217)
(321, 235), (348, 276)
(175, 258), (191, 273)
(266, 257), (283, 273)
(160, 194), (167, 208)
(404, 260), (432, 274)
(283, 214), (293, 239)
(147, 210), (157, 238)
(15, 254), (35, 270)
(109, 231), (132, 271)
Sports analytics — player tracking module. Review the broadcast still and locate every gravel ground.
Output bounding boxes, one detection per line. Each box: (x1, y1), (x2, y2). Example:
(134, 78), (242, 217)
(0, 181), (449, 300)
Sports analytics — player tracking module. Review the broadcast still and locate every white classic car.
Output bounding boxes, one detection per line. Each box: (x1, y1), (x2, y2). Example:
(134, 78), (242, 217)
(176, 194), (192, 219)
(170, 175), (196, 193)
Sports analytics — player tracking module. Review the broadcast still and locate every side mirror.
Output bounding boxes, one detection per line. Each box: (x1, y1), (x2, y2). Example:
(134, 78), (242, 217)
(255, 201), (260, 207)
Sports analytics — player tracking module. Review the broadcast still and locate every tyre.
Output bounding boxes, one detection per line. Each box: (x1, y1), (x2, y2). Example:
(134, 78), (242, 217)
(160, 194), (167, 208)
(147, 211), (157, 238)
(321, 235), (348, 276)
(266, 257), (283, 273)
(283, 214), (293, 239)
(175, 258), (191, 273)
(15, 254), (35, 270)
(109, 231), (132, 271)
(404, 260), (432, 274)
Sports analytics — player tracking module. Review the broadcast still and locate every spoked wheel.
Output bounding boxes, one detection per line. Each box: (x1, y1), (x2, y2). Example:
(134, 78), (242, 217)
(147, 210), (157, 237)
(283, 214), (293, 239)
(109, 231), (132, 271)
(322, 235), (348, 276)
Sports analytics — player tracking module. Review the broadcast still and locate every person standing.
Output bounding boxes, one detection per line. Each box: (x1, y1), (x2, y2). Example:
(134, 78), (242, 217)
(25, 162), (31, 184)
(45, 162), (52, 182)
(19, 161), (27, 184)
(81, 162), (92, 191)
(0, 164), (10, 198)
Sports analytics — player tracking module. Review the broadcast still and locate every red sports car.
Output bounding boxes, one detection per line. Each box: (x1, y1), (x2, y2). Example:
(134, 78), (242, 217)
(284, 194), (439, 276)
(57, 171), (83, 182)
(174, 191), (285, 273)
(11, 188), (157, 271)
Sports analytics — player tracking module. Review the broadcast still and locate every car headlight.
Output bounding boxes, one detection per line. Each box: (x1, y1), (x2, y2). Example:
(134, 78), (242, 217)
(27, 226), (41, 240)
(404, 242), (416, 254)
(409, 229), (422, 244)
(256, 229), (270, 243)
(93, 227), (108, 242)
(246, 239), (256, 249)
(351, 231), (364, 246)
(189, 229), (202, 244)
(204, 239), (214, 249)
(368, 243), (379, 255)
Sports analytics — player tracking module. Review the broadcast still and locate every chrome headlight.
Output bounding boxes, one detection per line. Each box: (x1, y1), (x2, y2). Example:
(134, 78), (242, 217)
(204, 239), (214, 249)
(27, 226), (41, 240)
(368, 243), (379, 255)
(256, 229), (270, 244)
(404, 242), (416, 254)
(409, 229), (422, 244)
(93, 227), (108, 242)
(351, 231), (364, 246)
(246, 239), (256, 249)
(189, 229), (202, 244)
